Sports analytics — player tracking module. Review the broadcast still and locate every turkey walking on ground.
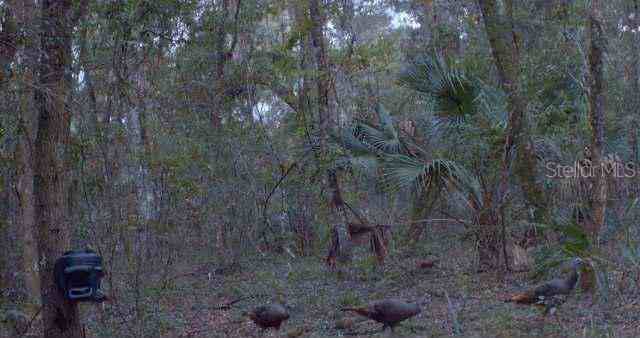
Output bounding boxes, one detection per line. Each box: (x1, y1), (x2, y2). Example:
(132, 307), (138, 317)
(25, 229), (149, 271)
(244, 303), (290, 332)
(341, 298), (421, 331)
(506, 258), (583, 314)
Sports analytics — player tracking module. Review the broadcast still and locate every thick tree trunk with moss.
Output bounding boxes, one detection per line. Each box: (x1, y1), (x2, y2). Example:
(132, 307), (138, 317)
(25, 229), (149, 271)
(478, 0), (547, 220)
(0, 2), (17, 298)
(309, 0), (331, 155)
(34, 1), (84, 337)
(477, 0), (549, 268)
(309, 0), (333, 236)
(585, 0), (607, 239)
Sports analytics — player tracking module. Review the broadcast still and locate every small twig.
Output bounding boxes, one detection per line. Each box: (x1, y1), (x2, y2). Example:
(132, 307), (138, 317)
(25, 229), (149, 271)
(342, 200), (368, 225)
(263, 162), (299, 215)
(500, 202), (511, 272)
(211, 293), (271, 311)
(212, 296), (247, 310)
(438, 209), (473, 227)
(445, 290), (462, 335)
(406, 218), (468, 224)
(260, 148), (313, 233)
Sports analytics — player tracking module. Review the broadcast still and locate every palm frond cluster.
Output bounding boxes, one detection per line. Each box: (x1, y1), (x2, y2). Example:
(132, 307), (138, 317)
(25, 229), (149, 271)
(398, 55), (479, 123)
(334, 101), (468, 194)
(332, 55), (496, 196)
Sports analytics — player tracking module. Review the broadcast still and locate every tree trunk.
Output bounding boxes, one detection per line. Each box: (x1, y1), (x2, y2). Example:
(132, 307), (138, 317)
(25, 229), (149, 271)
(626, 0), (640, 182)
(34, 1), (83, 337)
(309, 0), (331, 155)
(3, 2), (42, 331)
(209, 0), (239, 255)
(585, 0), (607, 239)
(15, 120), (41, 302)
(212, 0), (231, 128)
(292, 0), (313, 135)
(0, 4), (17, 83)
(471, 188), (504, 271)
(128, 105), (156, 221)
(477, 0), (549, 268)
(289, 0), (324, 250)
(478, 0), (547, 217)
(477, 208), (502, 272)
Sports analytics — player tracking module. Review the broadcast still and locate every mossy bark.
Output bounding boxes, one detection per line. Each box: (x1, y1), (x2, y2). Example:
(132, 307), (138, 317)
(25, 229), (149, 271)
(585, 0), (607, 239)
(34, 1), (86, 337)
(478, 0), (550, 263)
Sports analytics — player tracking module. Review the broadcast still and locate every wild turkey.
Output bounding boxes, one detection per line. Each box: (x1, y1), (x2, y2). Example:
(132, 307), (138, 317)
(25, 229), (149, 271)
(245, 303), (290, 331)
(417, 259), (439, 269)
(341, 299), (421, 331)
(506, 258), (583, 314)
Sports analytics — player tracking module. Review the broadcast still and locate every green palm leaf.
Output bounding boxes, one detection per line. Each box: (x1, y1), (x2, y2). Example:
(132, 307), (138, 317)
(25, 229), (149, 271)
(333, 125), (378, 156)
(347, 103), (403, 155)
(381, 154), (428, 190)
(354, 122), (401, 154)
(398, 55), (479, 121)
(382, 155), (467, 192)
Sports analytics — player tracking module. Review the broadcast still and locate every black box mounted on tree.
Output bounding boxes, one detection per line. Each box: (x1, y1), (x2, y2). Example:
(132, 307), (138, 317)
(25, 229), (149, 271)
(54, 249), (106, 302)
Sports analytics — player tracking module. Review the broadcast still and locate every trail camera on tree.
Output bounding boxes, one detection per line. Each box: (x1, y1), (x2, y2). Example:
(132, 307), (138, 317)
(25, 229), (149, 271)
(54, 249), (106, 302)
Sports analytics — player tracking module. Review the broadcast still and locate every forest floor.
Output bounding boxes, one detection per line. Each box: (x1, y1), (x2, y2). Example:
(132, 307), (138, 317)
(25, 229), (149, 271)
(87, 227), (640, 338)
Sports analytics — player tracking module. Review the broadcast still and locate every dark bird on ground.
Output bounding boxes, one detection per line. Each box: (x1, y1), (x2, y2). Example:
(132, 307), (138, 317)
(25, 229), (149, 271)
(417, 259), (439, 269)
(244, 303), (290, 332)
(341, 299), (421, 331)
(506, 258), (583, 314)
